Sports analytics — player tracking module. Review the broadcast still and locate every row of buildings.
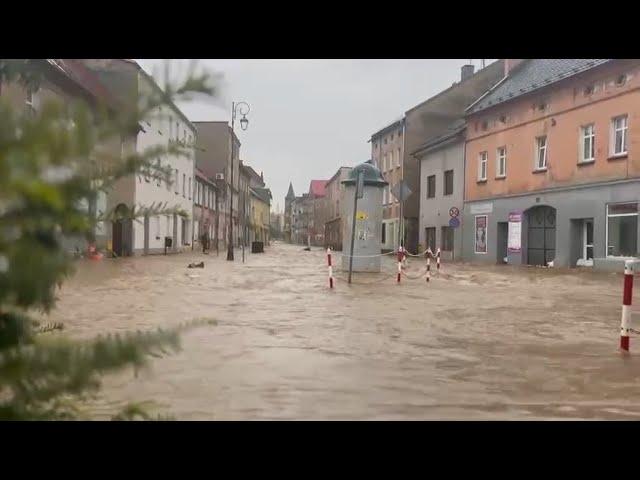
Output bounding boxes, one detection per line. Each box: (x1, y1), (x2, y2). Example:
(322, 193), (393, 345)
(0, 59), (272, 256)
(286, 59), (640, 271)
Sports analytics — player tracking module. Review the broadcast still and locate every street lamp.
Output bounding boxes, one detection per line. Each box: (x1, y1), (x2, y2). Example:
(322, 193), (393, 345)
(227, 101), (250, 261)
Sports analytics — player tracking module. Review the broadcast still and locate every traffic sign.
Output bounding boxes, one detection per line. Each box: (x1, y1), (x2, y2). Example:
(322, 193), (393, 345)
(391, 180), (412, 202)
(449, 217), (460, 228)
(449, 207), (460, 218)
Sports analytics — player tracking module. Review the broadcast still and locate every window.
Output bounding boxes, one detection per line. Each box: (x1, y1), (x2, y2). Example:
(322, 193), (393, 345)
(182, 173), (186, 197)
(584, 84), (594, 96)
(478, 151), (488, 180)
(384, 137), (388, 145)
(616, 74), (627, 86)
(176, 122), (180, 141)
(425, 227), (436, 253)
(444, 170), (454, 195)
(611, 115), (628, 156)
(390, 133), (394, 141)
(196, 182), (200, 205)
(188, 177), (192, 199)
(535, 136), (547, 170)
(427, 175), (436, 198)
(383, 186), (388, 205)
(165, 160), (171, 191)
(155, 216), (161, 238)
(496, 147), (507, 177)
(156, 159), (161, 186)
(441, 226), (454, 252)
(174, 169), (179, 194)
(381, 222), (386, 244)
(580, 124), (595, 163)
(396, 148), (401, 167)
(169, 116), (173, 138)
(607, 202), (638, 257)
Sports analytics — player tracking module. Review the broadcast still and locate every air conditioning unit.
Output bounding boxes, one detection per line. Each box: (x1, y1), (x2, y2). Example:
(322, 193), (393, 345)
(215, 173), (225, 180)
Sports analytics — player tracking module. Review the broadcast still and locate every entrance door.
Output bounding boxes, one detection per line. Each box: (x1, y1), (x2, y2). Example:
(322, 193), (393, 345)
(143, 215), (150, 255)
(425, 227), (436, 253)
(527, 206), (556, 266)
(583, 220), (594, 260)
(497, 222), (508, 263)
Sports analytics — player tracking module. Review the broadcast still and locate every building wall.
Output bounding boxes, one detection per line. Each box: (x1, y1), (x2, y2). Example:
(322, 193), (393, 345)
(465, 60), (640, 203)
(129, 72), (196, 254)
(418, 139), (465, 260)
(402, 60), (506, 252)
(462, 179), (640, 269)
(462, 60), (640, 269)
(324, 167), (352, 249)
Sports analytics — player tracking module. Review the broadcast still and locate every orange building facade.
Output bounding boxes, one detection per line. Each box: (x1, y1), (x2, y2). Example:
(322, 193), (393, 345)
(462, 59), (640, 270)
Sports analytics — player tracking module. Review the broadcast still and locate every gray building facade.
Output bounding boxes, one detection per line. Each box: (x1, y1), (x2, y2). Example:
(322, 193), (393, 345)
(462, 179), (640, 271)
(415, 122), (465, 260)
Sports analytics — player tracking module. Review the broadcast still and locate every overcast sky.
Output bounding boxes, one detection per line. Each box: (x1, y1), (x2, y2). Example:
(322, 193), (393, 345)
(136, 59), (496, 212)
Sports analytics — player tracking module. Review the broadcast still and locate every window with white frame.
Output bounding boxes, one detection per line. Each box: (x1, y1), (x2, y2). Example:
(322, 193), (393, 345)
(182, 173), (186, 197)
(383, 186), (388, 205)
(611, 115), (628, 156)
(496, 146), (507, 177)
(535, 136), (547, 170)
(174, 169), (179, 194)
(581, 124), (595, 162)
(396, 148), (401, 167)
(607, 202), (638, 257)
(478, 151), (488, 181)
(188, 176), (192, 199)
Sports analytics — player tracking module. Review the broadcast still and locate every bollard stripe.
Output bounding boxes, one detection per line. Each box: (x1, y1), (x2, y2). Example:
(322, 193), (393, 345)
(621, 336), (630, 351)
(623, 273), (633, 306)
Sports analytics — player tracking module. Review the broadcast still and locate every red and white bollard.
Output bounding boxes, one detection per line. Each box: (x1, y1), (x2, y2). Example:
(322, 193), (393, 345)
(425, 248), (432, 282)
(620, 260), (635, 351)
(397, 247), (404, 283)
(327, 247), (334, 289)
(436, 248), (441, 274)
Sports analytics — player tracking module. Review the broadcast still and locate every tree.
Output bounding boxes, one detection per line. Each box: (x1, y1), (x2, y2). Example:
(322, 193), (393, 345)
(0, 59), (217, 420)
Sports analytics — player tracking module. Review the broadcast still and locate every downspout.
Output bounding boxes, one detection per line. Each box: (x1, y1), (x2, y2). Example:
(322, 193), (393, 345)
(461, 133), (466, 263)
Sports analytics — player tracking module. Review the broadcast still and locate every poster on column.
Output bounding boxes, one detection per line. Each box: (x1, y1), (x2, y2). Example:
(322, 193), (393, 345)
(508, 211), (522, 253)
(475, 215), (487, 253)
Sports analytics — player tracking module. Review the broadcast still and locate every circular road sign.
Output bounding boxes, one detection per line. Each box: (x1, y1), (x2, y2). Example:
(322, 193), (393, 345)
(449, 217), (460, 228)
(449, 207), (460, 218)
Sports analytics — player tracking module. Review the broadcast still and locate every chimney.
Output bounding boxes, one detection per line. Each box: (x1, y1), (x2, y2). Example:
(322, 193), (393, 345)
(461, 64), (475, 81)
(504, 59), (523, 77)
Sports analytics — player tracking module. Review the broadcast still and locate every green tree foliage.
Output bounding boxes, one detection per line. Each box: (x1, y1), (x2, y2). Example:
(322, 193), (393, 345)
(0, 59), (217, 420)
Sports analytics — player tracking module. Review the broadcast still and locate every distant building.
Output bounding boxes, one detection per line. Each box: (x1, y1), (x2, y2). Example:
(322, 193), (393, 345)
(308, 180), (328, 246)
(324, 167), (352, 250)
(193, 121), (241, 251)
(193, 167), (218, 251)
(250, 186), (272, 245)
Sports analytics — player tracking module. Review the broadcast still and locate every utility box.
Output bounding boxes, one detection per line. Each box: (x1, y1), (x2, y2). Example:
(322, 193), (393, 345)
(341, 162), (388, 272)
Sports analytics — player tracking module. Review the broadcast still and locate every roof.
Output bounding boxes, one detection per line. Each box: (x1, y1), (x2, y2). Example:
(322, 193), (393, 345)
(342, 162), (388, 187)
(467, 59), (610, 114)
(251, 187), (272, 204)
(194, 167), (218, 187)
(370, 117), (404, 141)
(286, 182), (295, 199)
(309, 180), (328, 198)
(241, 163), (264, 185)
(327, 166), (353, 186)
(412, 118), (466, 156)
(48, 60), (120, 110)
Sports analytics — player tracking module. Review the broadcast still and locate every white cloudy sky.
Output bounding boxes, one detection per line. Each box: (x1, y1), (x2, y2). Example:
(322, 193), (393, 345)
(136, 59), (496, 212)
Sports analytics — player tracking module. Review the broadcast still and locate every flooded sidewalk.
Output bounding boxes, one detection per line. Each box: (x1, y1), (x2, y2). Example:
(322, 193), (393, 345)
(45, 242), (640, 419)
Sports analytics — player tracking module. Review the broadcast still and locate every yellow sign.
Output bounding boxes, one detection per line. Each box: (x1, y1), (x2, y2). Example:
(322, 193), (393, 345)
(356, 211), (368, 220)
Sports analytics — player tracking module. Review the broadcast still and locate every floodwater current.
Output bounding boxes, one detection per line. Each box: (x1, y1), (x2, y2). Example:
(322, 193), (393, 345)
(43, 242), (640, 419)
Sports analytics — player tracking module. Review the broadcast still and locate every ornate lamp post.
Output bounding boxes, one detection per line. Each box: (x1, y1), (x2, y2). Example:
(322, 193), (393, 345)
(227, 101), (250, 261)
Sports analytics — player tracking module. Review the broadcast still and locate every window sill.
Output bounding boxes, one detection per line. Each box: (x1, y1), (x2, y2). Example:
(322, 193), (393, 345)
(608, 153), (628, 161)
(495, 175), (506, 180)
(476, 179), (487, 184)
(577, 159), (595, 166)
(532, 168), (547, 174)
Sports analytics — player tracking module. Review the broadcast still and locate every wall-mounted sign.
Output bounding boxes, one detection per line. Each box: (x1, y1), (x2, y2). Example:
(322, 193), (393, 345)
(449, 217), (460, 228)
(470, 202), (493, 215)
(356, 211), (368, 220)
(475, 215), (487, 254)
(449, 207), (460, 218)
(508, 211), (522, 253)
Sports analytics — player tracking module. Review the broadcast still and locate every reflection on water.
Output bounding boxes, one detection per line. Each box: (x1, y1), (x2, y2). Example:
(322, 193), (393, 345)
(43, 242), (640, 420)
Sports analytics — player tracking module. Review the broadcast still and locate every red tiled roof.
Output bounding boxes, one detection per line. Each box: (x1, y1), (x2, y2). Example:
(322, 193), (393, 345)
(48, 59), (120, 110)
(309, 180), (328, 198)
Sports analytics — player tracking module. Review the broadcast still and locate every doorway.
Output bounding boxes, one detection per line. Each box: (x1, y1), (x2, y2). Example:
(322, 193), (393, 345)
(583, 219), (594, 262)
(111, 203), (132, 257)
(527, 206), (556, 266)
(497, 222), (508, 263)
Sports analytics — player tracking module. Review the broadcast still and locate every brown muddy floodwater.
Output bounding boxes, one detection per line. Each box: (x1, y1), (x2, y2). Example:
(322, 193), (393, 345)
(44, 242), (640, 419)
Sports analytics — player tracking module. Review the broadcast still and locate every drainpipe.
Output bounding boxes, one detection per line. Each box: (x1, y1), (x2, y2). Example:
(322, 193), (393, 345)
(461, 135), (466, 262)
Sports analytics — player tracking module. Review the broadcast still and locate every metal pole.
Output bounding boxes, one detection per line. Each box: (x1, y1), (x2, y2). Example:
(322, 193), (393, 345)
(348, 171), (361, 284)
(227, 102), (235, 261)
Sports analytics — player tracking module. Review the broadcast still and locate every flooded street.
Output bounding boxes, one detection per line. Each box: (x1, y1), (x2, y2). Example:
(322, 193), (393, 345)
(46, 242), (640, 420)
